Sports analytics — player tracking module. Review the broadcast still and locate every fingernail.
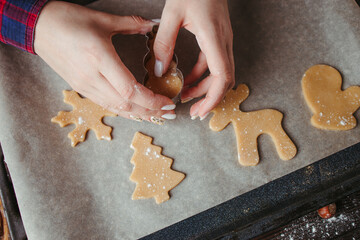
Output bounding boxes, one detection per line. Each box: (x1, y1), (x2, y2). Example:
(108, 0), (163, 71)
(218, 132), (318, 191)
(130, 115), (143, 122)
(154, 60), (163, 77)
(151, 18), (161, 23)
(161, 114), (176, 120)
(191, 102), (201, 119)
(151, 116), (165, 125)
(161, 104), (176, 110)
(181, 97), (193, 104)
(200, 112), (210, 121)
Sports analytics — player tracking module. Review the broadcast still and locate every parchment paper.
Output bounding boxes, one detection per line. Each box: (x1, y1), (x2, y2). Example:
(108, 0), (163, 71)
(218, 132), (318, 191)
(0, 0), (360, 239)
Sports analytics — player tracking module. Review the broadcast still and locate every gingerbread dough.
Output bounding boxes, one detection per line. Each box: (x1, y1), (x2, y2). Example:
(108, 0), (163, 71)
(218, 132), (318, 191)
(51, 90), (116, 147)
(209, 84), (297, 166)
(129, 132), (185, 204)
(0, 198), (10, 240)
(144, 29), (183, 99)
(302, 64), (360, 130)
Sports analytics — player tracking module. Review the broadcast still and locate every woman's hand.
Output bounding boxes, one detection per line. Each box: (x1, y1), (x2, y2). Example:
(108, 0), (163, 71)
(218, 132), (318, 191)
(154, 0), (234, 120)
(35, 1), (176, 124)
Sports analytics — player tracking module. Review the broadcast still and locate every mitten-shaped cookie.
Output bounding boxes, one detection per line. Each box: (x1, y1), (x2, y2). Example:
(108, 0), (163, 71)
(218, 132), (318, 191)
(302, 64), (360, 130)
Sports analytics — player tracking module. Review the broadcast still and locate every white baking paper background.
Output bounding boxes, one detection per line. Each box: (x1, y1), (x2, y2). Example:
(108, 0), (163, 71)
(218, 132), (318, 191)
(0, 0), (359, 239)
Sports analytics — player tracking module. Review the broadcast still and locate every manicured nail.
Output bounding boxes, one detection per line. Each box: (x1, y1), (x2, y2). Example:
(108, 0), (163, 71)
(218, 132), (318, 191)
(161, 104), (176, 110)
(151, 18), (161, 23)
(151, 116), (165, 125)
(154, 60), (163, 77)
(161, 114), (176, 120)
(200, 112), (210, 121)
(191, 104), (201, 120)
(130, 115), (143, 122)
(181, 97), (193, 104)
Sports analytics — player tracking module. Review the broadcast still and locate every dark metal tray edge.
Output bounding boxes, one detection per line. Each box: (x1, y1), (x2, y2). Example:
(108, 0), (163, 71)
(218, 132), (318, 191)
(0, 143), (359, 240)
(0, 152), (27, 240)
(143, 142), (360, 240)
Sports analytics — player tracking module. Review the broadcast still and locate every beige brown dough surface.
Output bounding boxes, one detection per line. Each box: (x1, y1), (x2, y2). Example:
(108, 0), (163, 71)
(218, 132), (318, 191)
(144, 30), (183, 99)
(302, 64), (360, 130)
(209, 84), (297, 166)
(51, 90), (116, 147)
(129, 132), (185, 204)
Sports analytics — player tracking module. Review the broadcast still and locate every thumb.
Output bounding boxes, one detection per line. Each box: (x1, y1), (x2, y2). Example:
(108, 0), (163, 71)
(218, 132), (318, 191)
(104, 15), (156, 35)
(153, 12), (181, 77)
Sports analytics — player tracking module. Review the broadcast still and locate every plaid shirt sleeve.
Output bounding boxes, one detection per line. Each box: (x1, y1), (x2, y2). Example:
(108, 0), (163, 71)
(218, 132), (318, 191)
(0, 0), (49, 54)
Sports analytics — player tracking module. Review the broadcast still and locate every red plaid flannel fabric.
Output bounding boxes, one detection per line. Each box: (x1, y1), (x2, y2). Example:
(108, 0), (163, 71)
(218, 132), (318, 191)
(0, 0), (48, 54)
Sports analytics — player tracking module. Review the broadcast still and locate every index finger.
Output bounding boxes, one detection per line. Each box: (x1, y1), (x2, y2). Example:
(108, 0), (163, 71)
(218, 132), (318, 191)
(99, 44), (176, 110)
(194, 32), (234, 118)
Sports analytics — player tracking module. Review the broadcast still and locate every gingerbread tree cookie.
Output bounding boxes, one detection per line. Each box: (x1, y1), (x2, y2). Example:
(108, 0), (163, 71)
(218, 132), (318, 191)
(129, 132), (185, 204)
(209, 84), (297, 166)
(302, 64), (360, 130)
(51, 90), (116, 147)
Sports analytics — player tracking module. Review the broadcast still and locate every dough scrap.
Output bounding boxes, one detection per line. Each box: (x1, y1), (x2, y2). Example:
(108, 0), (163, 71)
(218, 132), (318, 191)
(144, 30), (182, 99)
(302, 64), (360, 130)
(0, 198), (10, 240)
(209, 84), (297, 166)
(129, 132), (185, 204)
(51, 90), (116, 147)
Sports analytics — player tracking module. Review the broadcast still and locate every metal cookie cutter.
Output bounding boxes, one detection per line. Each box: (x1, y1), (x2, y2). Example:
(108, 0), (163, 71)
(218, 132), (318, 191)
(142, 25), (184, 104)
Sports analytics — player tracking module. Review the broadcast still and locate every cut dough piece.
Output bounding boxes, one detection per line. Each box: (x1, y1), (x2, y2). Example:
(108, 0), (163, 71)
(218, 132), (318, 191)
(0, 198), (10, 240)
(209, 84), (297, 166)
(51, 90), (116, 147)
(129, 132), (185, 204)
(144, 29), (183, 99)
(302, 64), (360, 130)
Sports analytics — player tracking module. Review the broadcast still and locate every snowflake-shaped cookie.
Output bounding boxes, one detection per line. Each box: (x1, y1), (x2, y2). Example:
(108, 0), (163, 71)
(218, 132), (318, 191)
(51, 90), (116, 147)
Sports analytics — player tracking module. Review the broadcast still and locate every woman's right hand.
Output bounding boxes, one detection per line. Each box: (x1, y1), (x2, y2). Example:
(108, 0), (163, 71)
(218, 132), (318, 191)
(34, 1), (176, 124)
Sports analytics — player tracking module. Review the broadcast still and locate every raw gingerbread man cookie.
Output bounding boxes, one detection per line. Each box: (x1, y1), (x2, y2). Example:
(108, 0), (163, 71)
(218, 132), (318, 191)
(302, 64), (360, 130)
(129, 132), (185, 204)
(209, 84), (297, 166)
(51, 90), (116, 147)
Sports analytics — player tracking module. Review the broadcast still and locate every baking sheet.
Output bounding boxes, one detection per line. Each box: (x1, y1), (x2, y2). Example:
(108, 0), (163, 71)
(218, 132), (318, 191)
(0, 0), (359, 239)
